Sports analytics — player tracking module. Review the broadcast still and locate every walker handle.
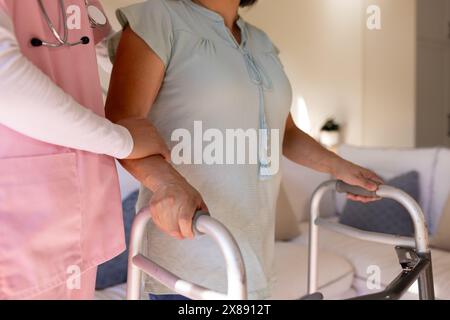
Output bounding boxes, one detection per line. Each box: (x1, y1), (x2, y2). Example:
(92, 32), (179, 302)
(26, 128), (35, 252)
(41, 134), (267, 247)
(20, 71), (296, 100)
(192, 210), (210, 236)
(127, 208), (247, 300)
(308, 180), (434, 300)
(336, 180), (378, 197)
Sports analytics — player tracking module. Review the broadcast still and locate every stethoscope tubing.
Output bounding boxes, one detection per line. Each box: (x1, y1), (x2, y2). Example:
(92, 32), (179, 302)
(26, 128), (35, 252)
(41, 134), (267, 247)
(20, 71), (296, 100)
(31, 0), (105, 48)
(37, 0), (68, 45)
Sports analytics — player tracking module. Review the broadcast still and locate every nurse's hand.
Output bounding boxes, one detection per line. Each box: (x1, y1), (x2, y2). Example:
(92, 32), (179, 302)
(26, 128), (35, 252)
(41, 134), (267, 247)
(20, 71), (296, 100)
(117, 118), (171, 161)
(149, 179), (209, 240)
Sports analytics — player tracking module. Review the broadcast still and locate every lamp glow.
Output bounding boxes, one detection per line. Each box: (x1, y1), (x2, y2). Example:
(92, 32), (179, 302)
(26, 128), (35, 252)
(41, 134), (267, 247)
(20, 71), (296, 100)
(292, 97), (312, 134)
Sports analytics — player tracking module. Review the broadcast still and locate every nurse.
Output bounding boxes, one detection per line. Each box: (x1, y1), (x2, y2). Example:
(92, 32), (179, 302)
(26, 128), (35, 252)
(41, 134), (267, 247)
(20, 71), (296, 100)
(0, 0), (169, 299)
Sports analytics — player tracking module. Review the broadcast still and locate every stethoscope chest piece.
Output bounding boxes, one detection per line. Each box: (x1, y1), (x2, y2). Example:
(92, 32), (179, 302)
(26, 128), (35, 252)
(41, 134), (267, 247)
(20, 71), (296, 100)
(87, 4), (107, 27)
(31, 0), (107, 48)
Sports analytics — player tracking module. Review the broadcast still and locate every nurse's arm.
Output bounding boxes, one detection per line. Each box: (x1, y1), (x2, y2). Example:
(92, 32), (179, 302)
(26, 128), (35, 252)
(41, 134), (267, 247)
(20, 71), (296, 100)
(282, 114), (383, 202)
(0, 10), (132, 159)
(106, 27), (207, 240)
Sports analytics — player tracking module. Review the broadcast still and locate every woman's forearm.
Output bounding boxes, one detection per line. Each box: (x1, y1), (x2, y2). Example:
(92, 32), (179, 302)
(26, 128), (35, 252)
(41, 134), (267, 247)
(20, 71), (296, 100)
(283, 125), (341, 176)
(282, 116), (384, 197)
(119, 156), (186, 192)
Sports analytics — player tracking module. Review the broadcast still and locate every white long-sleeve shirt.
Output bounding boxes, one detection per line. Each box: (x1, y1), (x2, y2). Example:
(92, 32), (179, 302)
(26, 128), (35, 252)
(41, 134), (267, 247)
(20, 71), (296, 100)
(0, 9), (133, 159)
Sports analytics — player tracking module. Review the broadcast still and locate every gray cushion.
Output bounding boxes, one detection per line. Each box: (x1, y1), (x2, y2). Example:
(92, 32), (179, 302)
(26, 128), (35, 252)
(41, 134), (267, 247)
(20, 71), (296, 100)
(339, 171), (419, 237)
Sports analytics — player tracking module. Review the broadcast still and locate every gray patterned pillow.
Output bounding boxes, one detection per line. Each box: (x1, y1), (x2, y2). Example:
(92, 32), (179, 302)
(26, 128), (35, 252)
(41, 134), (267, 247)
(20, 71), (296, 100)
(339, 171), (419, 237)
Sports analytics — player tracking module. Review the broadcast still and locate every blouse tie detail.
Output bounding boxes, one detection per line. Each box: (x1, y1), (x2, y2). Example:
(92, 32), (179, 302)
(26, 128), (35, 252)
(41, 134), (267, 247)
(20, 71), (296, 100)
(242, 47), (273, 179)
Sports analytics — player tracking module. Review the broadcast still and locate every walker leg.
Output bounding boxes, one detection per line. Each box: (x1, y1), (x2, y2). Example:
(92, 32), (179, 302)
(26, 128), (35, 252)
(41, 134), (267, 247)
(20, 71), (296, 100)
(126, 208), (151, 300)
(418, 252), (435, 300)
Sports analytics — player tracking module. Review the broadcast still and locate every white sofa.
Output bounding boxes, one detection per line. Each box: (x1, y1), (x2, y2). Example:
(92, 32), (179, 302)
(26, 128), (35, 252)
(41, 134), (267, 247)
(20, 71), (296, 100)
(96, 145), (450, 300)
(280, 145), (450, 300)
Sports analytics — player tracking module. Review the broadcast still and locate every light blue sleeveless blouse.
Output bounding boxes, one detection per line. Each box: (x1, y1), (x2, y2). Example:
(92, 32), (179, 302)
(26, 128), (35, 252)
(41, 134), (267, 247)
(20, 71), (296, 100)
(110, 0), (292, 299)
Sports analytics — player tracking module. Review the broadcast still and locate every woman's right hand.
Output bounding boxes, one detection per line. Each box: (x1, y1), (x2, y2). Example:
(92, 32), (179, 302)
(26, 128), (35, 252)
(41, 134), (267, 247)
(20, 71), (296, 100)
(149, 179), (208, 240)
(118, 118), (171, 161)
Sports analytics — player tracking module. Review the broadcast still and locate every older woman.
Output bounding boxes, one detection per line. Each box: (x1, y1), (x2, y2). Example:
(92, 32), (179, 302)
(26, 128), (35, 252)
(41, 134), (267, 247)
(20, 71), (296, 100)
(106, 0), (382, 300)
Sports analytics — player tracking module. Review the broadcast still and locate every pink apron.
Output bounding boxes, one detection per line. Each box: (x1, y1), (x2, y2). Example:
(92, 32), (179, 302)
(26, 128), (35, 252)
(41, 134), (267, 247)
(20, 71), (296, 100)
(0, 0), (125, 299)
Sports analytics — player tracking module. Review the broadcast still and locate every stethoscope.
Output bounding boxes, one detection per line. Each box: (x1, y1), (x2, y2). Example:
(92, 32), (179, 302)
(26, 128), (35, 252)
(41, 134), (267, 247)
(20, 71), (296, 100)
(31, 0), (107, 48)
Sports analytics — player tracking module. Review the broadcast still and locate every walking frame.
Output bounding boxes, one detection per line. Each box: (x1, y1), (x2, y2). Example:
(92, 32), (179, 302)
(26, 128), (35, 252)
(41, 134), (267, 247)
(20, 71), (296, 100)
(127, 210), (247, 300)
(308, 180), (435, 300)
(126, 180), (435, 300)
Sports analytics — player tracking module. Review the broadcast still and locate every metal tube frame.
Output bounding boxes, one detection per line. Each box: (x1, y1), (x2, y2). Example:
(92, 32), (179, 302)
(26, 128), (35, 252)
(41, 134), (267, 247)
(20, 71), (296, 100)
(127, 209), (248, 300)
(308, 180), (435, 300)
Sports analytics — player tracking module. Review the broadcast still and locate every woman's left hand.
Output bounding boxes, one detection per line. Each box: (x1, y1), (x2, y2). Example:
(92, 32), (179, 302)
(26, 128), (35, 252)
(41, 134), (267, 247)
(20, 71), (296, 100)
(331, 158), (384, 203)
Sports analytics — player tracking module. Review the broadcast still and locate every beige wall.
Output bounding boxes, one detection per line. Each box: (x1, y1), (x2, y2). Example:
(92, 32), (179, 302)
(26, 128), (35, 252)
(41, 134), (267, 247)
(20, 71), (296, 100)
(102, 0), (417, 147)
(244, 0), (417, 147)
(361, 0), (417, 147)
(243, 0), (364, 145)
(102, 0), (140, 30)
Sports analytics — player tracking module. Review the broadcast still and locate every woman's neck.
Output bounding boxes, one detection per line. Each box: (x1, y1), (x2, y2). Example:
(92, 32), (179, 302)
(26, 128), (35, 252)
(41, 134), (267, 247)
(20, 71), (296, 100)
(192, 0), (240, 30)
